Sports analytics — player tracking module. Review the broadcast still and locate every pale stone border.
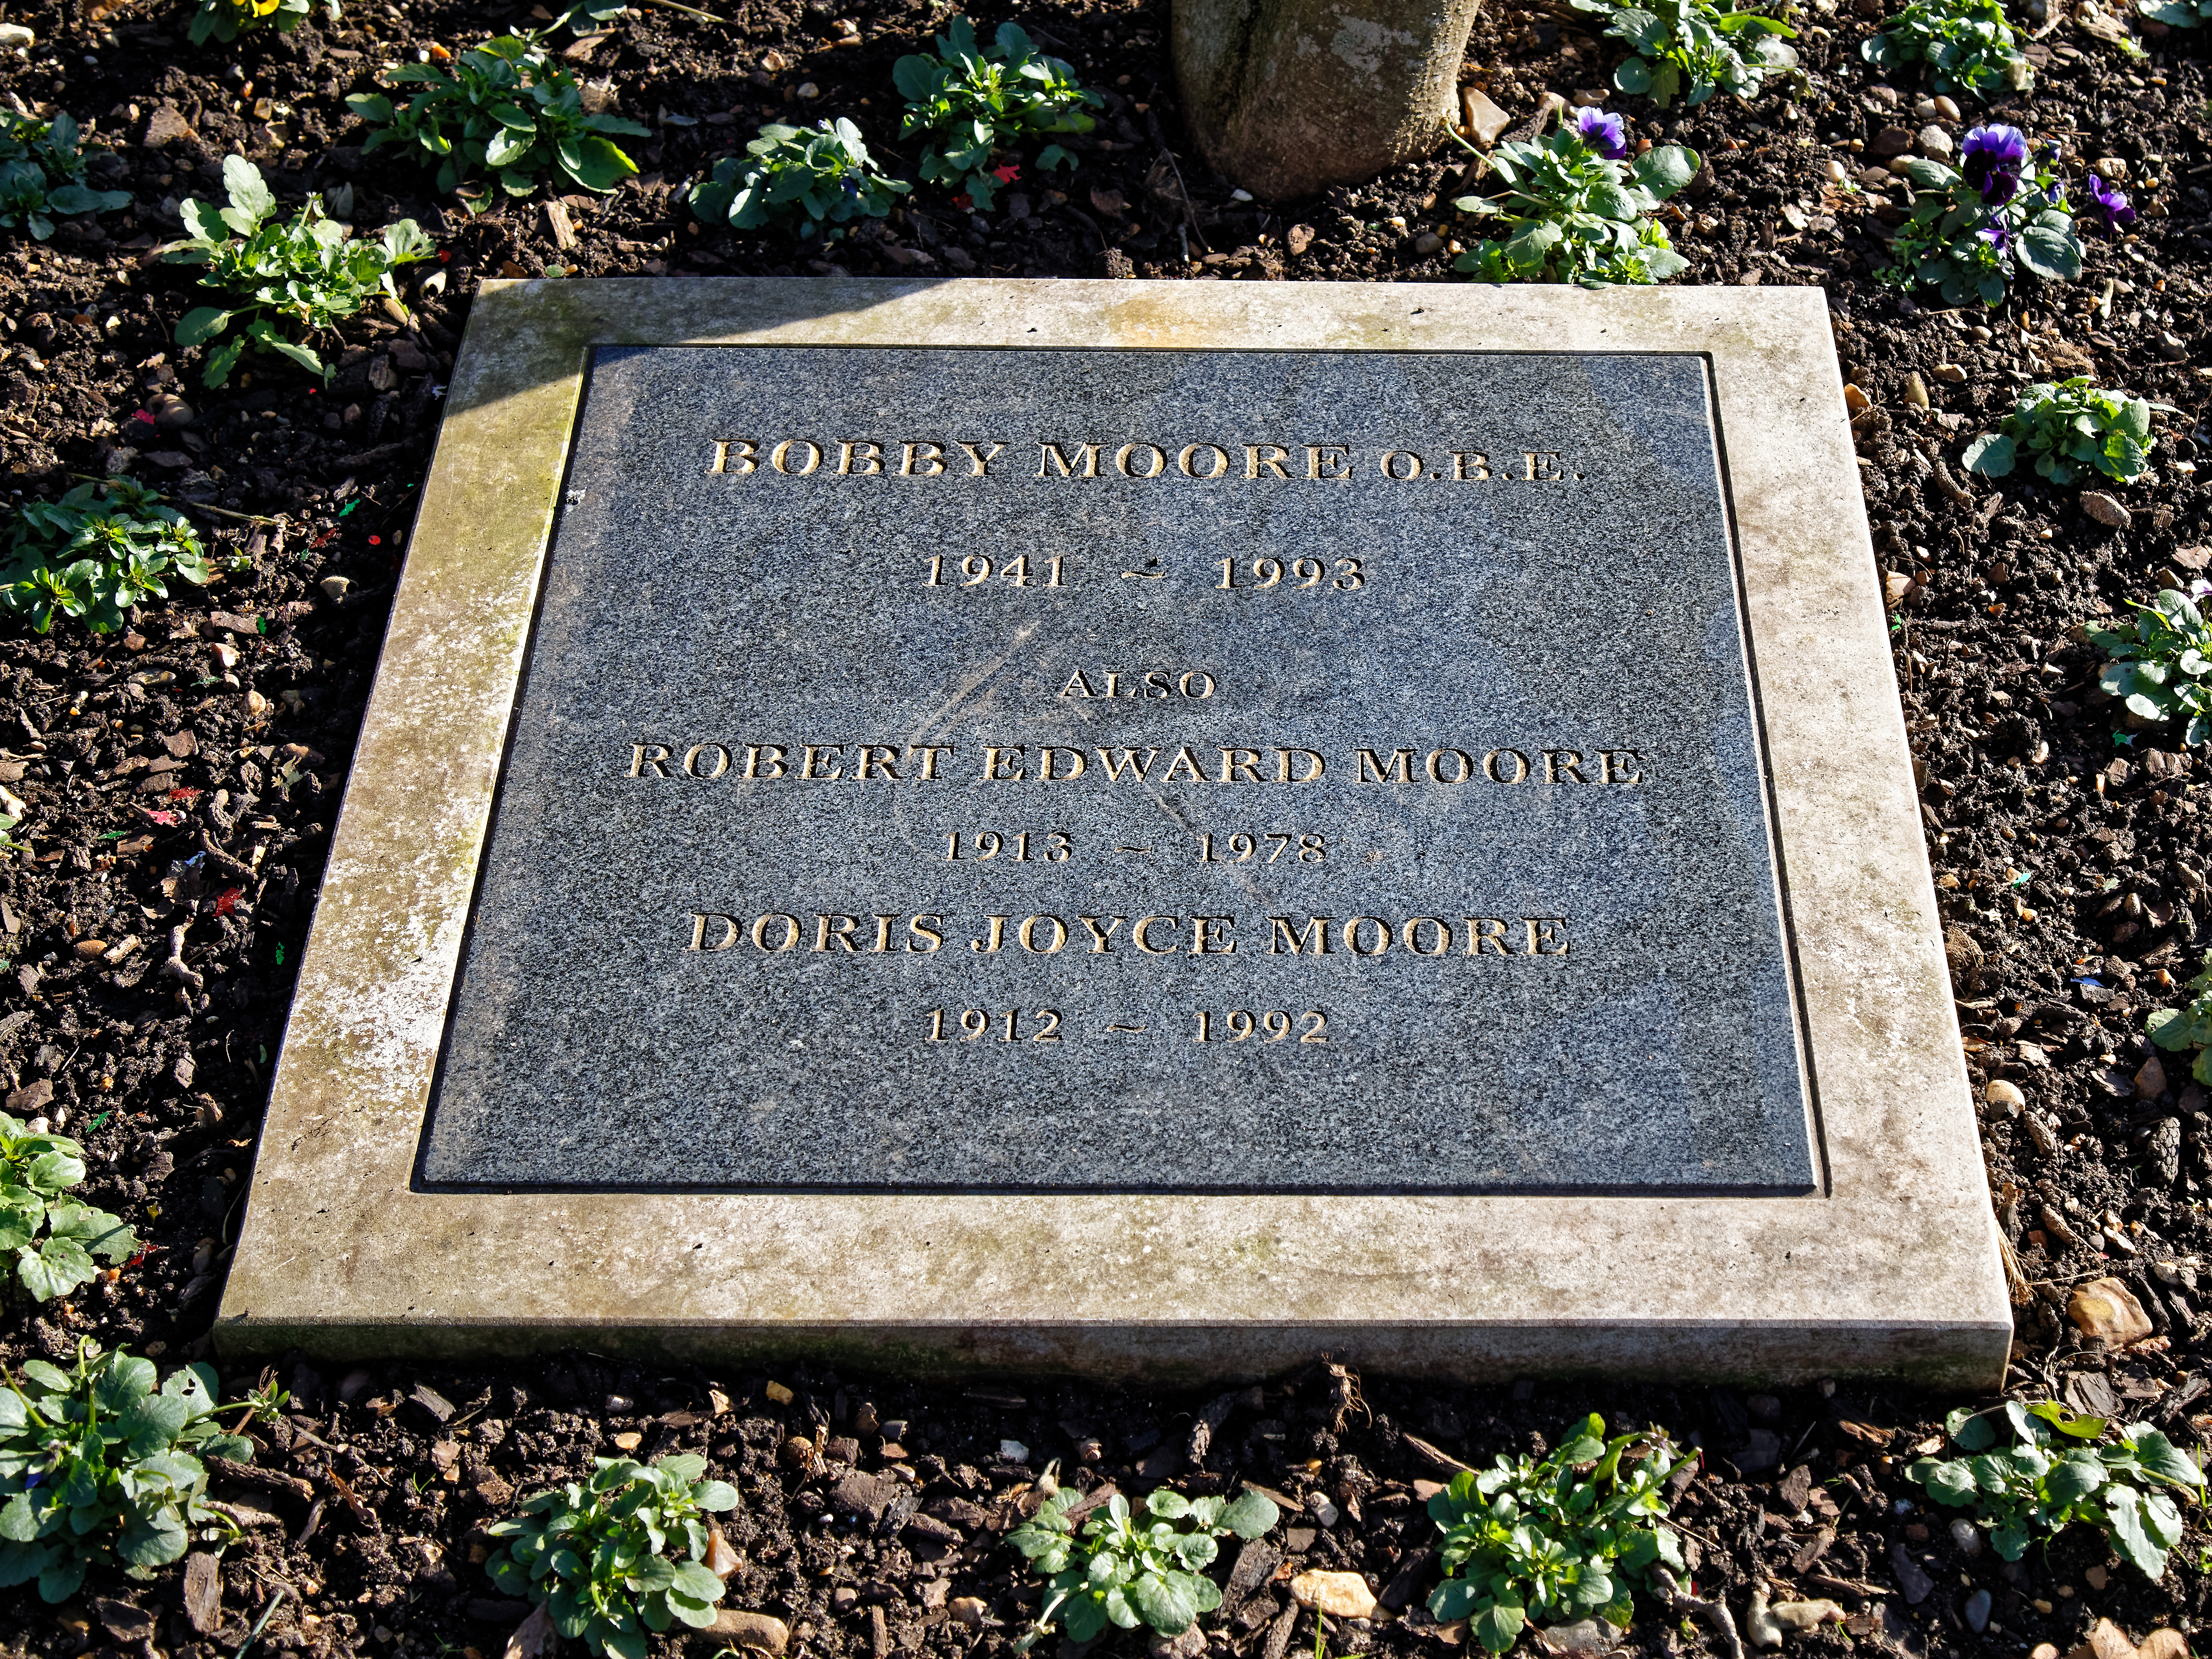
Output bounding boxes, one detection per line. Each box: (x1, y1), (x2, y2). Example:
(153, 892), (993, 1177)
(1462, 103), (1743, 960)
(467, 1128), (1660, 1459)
(218, 279), (2009, 1387)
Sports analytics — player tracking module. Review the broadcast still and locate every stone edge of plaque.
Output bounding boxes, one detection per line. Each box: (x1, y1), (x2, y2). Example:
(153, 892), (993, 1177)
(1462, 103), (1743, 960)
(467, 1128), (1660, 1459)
(216, 278), (2011, 1387)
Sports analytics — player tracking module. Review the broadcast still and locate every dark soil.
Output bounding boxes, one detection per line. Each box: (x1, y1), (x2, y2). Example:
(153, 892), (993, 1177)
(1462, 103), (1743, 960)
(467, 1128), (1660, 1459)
(0, 0), (2210, 1653)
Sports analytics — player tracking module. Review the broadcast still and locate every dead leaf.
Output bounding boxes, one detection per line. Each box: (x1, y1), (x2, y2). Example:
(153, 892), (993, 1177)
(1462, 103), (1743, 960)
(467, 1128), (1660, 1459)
(183, 1552), (223, 1634)
(706, 1517), (742, 1579)
(1089, 186), (1128, 217)
(505, 1601), (558, 1659)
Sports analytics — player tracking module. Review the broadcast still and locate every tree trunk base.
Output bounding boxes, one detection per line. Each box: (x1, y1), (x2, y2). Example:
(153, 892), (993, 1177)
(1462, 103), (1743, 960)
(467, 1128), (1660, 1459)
(1172, 0), (1485, 202)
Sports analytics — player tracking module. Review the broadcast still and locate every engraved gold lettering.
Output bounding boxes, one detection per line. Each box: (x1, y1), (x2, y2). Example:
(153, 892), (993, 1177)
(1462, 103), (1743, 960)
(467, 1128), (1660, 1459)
(744, 744), (788, 780)
(1402, 916), (1450, 956)
(1179, 443), (1231, 479)
(1528, 917), (1570, 955)
(1343, 916), (1390, 956)
(955, 441), (1008, 475)
(1467, 917), (1511, 956)
(1526, 450), (1566, 481)
(1544, 750), (1587, 784)
(1484, 748), (1530, 784)
(683, 743), (732, 779)
(837, 440), (885, 476)
(855, 744), (902, 780)
(1181, 672), (1216, 698)
(1379, 450), (1425, 480)
(971, 916), (1008, 953)
(1426, 747), (1473, 784)
(907, 915), (944, 953)
(1038, 746), (1087, 781)
(814, 914), (861, 952)
(908, 744), (954, 780)
(1277, 748), (1325, 783)
(688, 912), (740, 951)
(1096, 748), (1157, 782)
(901, 441), (947, 476)
(1601, 749), (1645, 785)
(1267, 916), (1331, 955)
(629, 743), (673, 778)
(1060, 670), (1101, 699)
(1039, 442), (1103, 477)
(1133, 915), (1181, 954)
(1078, 915), (1125, 953)
(1116, 442), (1167, 479)
(1217, 747), (1264, 784)
(983, 745), (1025, 782)
(1450, 451), (1490, 481)
(1306, 444), (1352, 480)
(1245, 443), (1292, 479)
(801, 743), (845, 780)
(1191, 915), (1235, 955)
(1160, 747), (1207, 783)
(1143, 671), (1171, 699)
(771, 439), (822, 476)
(709, 439), (758, 475)
(869, 914), (899, 953)
(1356, 748), (1415, 784)
(1019, 914), (1069, 954)
(752, 913), (802, 952)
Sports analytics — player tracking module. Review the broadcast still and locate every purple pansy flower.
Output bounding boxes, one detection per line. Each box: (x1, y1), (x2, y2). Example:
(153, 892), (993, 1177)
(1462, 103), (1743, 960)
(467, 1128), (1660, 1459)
(1574, 105), (1629, 161)
(1977, 221), (2012, 254)
(1961, 124), (2027, 205)
(2085, 172), (2136, 230)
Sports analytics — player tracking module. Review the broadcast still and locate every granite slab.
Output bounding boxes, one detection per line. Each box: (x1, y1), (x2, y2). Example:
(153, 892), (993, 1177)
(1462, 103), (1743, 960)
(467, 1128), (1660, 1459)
(216, 279), (2010, 1386)
(420, 345), (1810, 1195)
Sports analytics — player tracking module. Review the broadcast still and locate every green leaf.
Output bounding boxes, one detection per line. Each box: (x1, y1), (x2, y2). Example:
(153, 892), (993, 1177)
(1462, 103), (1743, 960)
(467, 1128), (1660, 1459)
(1961, 433), (2016, 477)
(1129, 1570), (1201, 1634)
(1909, 1457), (1980, 1506)
(1472, 1599), (1526, 1654)
(2124, 1427), (2204, 1490)
(1613, 56), (1655, 92)
(1946, 1407), (1997, 1452)
(2017, 219), (2082, 281)
(174, 307), (232, 349)
(347, 93), (396, 124)
(2105, 1484), (2168, 1578)
(1220, 1488), (1279, 1539)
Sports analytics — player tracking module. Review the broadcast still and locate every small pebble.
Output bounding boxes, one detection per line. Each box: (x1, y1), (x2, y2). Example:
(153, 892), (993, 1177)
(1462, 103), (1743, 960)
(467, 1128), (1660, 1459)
(1934, 95), (1962, 121)
(1984, 1078), (2025, 1116)
(320, 575), (351, 600)
(999, 1438), (1029, 1461)
(1949, 1517), (1983, 1558)
(1965, 1588), (1992, 1633)
(1918, 125), (1954, 160)
(2082, 492), (2133, 530)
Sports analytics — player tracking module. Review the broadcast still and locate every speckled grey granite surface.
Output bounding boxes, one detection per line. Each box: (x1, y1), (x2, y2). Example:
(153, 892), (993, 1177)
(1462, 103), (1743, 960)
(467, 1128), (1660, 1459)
(418, 345), (1813, 1194)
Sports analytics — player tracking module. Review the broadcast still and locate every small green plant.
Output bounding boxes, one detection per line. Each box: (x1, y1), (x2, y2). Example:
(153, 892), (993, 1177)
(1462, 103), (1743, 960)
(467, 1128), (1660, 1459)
(1964, 376), (2166, 485)
(1862, 0), (2032, 96)
(0, 1112), (136, 1302)
(3, 478), (211, 636)
(2142, 0), (2210, 22)
(188, 0), (336, 46)
(1569, 0), (1798, 108)
(1008, 1486), (1280, 1650)
(2149, 949), (2212, 1078)
(0, 110), (130, 242)
(2091, 589), (2212, 744)
(487, 1454), (739, 1657)
(895, 16), (1101, 212)
(162, 156), (432, 388)
(1425, 1415), (1685, 1655)
(0, 1339), (253, 1602)
(348, 33), (651, 204)
(1907, 1401), (2203, 1578)
(1453, 111), (1700, 286)
(223, 1367), (291, 1432)
(690, 120), (910, 240)
(1879, 125), (2081, 306)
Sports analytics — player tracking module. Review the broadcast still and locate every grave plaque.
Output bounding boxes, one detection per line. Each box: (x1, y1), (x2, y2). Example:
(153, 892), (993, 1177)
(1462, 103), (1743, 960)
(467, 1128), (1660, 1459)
(421, 346), (1811, 1195)
(220, 281), (2010, 1384)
